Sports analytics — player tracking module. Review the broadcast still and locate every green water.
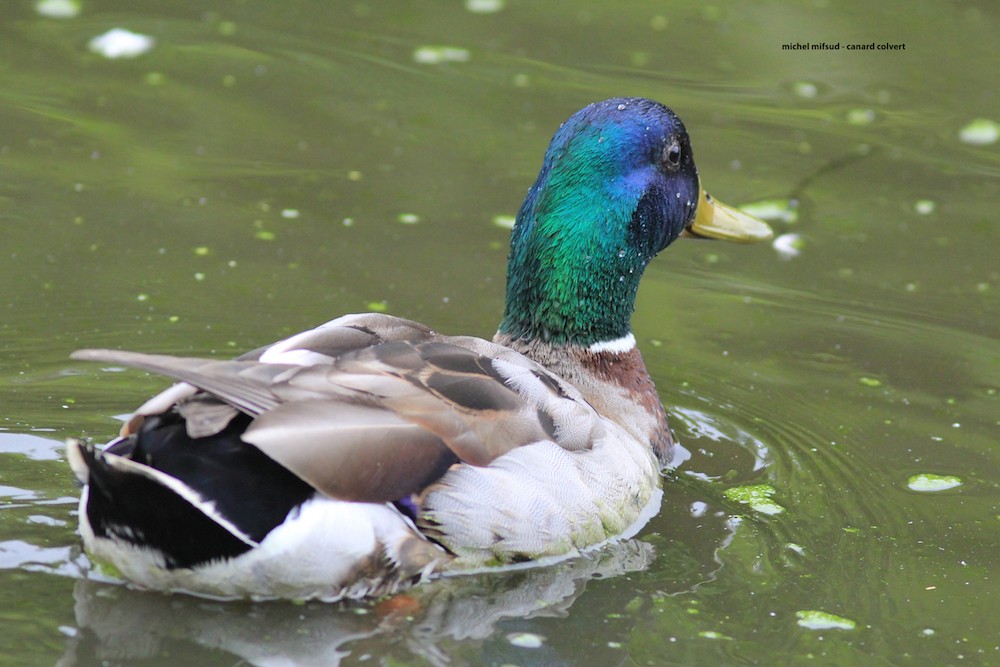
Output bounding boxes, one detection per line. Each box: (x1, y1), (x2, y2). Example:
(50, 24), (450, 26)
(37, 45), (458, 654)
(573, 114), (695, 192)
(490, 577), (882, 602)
(2, 1), (998, 665)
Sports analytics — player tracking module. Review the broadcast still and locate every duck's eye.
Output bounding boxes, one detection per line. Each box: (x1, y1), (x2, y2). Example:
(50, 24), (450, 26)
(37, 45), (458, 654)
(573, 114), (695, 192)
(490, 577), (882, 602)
(663, 142), (682, 171)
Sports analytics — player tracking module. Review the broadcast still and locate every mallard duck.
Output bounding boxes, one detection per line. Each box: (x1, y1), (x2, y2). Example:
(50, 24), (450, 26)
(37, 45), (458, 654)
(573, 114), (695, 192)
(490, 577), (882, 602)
(67, 97), (771, 601)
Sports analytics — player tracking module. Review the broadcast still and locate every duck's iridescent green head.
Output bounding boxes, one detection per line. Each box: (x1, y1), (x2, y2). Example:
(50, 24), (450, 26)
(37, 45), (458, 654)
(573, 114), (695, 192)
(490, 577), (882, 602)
(498, 97), (770, 348)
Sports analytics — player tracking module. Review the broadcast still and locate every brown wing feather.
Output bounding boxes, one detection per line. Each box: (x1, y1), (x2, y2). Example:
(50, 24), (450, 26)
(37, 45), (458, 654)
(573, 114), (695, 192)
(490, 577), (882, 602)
(243, 400), (457, 502)
(70, 349), (288, 415)
(72, 315), (600, 503)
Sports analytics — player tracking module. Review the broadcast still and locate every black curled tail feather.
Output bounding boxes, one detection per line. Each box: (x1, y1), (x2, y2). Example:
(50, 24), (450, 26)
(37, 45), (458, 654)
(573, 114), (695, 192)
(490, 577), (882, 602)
(74, 440), (258, 569)
(127, 411), (316, 544)
(71, 407), (320, 571)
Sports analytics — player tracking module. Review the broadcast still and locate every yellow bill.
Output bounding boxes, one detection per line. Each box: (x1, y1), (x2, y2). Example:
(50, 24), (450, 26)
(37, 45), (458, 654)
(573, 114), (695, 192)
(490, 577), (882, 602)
(687, 181), (774, 243)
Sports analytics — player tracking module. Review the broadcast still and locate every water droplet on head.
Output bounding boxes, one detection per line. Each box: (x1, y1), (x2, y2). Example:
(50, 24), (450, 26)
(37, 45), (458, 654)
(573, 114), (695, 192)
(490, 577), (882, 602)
(617, 249), (626, 258)
(617, 103), (626, 110)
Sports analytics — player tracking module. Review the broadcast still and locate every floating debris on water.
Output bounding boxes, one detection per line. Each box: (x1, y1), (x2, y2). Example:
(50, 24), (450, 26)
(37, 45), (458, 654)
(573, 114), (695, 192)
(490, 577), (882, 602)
(280, 208), (300, 219)
(506, 632), (545, 648)
(397, 213), (420, 225)
(792, 81), (818, 99)
(740, 199), (798, 224)
(772, 233), (803, 259)
(796, 610), (857, 630)
(465, 0), (504, 13)
(492, 214), (516, 229)
(723, 483), (784, 515)
(858, 377), (883, 388)
(36, 0), (80, 18)
(367, 301), (388, 312)
(846, 108), (876, 125)
(958, 118), (1000, 146)
(907, 473), (962, 492)
(914, 200), (936, 215)
(413, 46), (470, 64)
(88, 28), (155, 59)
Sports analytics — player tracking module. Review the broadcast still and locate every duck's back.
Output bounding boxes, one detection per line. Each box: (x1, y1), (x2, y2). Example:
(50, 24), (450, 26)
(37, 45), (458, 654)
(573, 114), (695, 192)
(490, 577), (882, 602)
(70, 313), (661, 599)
